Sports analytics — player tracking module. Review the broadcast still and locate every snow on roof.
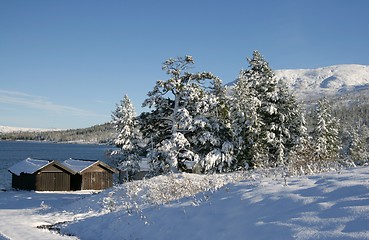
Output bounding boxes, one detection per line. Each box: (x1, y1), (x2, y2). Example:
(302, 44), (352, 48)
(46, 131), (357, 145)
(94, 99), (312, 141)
(62, 158), (97, 173)
(8, 158), (52, 176)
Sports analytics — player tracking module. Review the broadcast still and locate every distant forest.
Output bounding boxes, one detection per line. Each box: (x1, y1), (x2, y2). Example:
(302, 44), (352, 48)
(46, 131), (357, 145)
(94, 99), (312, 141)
(0, 123), (116, 144)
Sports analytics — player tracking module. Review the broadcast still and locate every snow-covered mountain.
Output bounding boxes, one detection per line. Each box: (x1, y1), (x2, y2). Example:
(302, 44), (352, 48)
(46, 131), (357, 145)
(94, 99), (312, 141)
(229, 64), (369, 101)
(275, 64), (369, 101)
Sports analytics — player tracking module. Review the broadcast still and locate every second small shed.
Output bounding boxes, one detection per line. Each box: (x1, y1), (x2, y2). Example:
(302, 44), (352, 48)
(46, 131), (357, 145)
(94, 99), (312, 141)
(62, 158), (118, 190)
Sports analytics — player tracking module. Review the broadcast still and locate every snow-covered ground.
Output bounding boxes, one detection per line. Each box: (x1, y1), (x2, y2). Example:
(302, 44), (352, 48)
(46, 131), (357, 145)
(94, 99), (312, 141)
(1, 167), (369, 239)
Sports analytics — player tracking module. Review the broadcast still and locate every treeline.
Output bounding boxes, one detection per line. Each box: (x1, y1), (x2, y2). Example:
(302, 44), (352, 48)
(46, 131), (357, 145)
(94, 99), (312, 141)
(0, 123), (116, 144)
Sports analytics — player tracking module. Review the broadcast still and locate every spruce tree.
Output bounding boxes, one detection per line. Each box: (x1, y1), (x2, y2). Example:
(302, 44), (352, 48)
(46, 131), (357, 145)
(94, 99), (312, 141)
(230, 67), (263, 169)
(311, 97), (341, 163)
(111, 95), (142, 178)
(347, 125), (369, 165)
(288, 112), (316, 175)
(231, 51), (302, 168)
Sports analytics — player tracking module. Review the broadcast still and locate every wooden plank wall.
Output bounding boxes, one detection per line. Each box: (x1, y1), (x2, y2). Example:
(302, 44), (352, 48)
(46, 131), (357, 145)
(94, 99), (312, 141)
(35, 164), (72, 191)
(36, 172), (71, 191)
(81, 172), (113, 190)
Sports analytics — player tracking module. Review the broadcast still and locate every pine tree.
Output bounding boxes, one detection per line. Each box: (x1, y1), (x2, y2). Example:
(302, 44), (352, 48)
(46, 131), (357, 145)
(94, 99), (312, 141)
(111, 95), (142, 178)
(141, 56), (234, 174)
(191, 77), (235, 173)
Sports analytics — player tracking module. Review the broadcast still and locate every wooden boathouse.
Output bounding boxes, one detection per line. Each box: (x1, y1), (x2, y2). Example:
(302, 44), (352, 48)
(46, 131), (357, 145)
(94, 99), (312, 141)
(62, 158), (118, 190)
(8, 158), (76, 191)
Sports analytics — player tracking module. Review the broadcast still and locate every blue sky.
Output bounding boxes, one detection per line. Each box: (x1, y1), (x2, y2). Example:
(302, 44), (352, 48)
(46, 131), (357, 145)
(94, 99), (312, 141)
(1, 0), (369, 129)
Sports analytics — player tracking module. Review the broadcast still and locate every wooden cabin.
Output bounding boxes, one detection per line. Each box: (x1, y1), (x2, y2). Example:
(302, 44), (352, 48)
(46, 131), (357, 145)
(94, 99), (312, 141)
(62, 158), (118, 190)
(8, 158), (76, 191)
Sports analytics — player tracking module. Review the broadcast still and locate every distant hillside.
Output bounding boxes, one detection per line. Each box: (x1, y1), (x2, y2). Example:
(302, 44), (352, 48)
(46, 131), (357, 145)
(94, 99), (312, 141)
(228, 64), (369, 102)
(0, 123), (116, 144)
(228, 64), (369, 127)
(0, 126), (62, 133)
(274, 64), (369, 102)
(275, 64), (369, 127)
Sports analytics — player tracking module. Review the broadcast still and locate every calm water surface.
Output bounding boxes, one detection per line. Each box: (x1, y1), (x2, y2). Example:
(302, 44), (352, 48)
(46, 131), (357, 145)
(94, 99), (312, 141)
(0, 141), (115, 189)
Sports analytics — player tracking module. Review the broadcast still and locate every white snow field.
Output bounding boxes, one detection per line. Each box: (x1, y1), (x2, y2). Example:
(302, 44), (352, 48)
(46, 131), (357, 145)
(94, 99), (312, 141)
(1, 167), (369, 239)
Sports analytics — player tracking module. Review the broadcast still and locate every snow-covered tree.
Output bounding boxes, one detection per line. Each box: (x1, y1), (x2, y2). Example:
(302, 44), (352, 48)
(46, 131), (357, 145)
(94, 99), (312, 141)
(231, 51), (302, 168)
(141, 56), (234, 174)
(311, 97), (341, 162)
(111, 95), (142, 177)
(230, 67), (263, 169)
(345, 125), (369, 165)
(288, 112), (317, 175)
(275, 79), (303, 162)
(187, 76), (235, 173)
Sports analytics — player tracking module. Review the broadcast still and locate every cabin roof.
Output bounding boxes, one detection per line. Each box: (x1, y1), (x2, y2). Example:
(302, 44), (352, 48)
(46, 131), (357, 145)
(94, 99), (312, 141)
(8, 158), (76, 176)
(62, 158), (96, 173)
(62, 158), (118, 174)
(8, 158), (51, 176)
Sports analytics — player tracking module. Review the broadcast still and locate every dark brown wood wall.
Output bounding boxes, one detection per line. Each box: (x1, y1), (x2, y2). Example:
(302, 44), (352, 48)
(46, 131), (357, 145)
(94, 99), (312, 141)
(35, 172), (71, 191)
(78, 163), (114, 190)
(11, 173), (36, 190)
(35, 164), (72, 191)
(81, 172), (113, 190)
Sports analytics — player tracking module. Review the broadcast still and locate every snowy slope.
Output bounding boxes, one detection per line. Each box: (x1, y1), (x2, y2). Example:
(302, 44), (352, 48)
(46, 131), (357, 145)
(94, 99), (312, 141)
(275, 64), (369, 100)
(1, 167), (369, 239)
(60, 167), (369, 239)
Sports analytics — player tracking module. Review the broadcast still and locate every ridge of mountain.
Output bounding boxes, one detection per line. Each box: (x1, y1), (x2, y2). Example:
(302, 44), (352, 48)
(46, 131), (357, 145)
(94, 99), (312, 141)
(274, 64), (369, 101)
(228, 64), (369, 101)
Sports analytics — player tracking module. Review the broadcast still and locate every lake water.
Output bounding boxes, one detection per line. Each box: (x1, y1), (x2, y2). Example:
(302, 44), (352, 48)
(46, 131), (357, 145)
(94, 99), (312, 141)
(0, 141), (116, 189)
